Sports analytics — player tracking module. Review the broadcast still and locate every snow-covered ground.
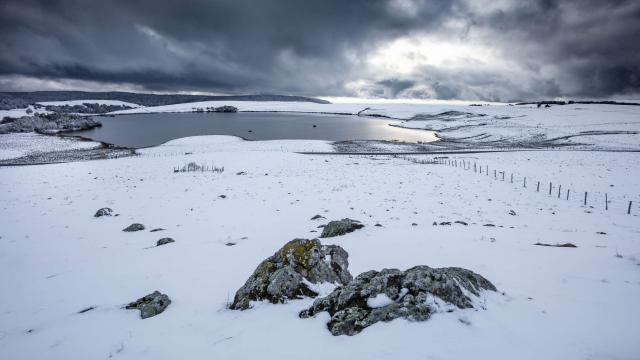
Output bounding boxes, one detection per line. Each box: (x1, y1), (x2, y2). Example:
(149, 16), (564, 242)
(0, 133), (101, 161)
(1, 134), (639, 359)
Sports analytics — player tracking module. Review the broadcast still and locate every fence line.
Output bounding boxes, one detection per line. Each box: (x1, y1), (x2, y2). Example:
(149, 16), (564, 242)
(398, 155), (636, 215)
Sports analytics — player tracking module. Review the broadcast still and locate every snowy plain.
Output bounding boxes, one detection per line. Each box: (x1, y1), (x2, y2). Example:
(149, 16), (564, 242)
(0, 101), (639, 359)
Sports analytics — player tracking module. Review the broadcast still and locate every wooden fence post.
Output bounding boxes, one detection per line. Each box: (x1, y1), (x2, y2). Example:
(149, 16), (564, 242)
(549, 182), (552, 195)
(566, 189), (569, 200)
(629, 201), (633, 214)
(558, 185), (561, 198)
(605, 193), (608, 210)
(584, 192), (588, 206)
(524, 177), (527, 188)
(537, 181), (540, 192)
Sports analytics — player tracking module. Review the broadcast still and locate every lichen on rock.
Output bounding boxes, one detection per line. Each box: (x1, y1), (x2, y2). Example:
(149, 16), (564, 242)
(229, 238), (352, 310)
(299, 266), (497, 336)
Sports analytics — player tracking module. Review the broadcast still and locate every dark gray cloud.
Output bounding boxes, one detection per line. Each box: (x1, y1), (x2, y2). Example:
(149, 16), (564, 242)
(0, 0), (638, 100)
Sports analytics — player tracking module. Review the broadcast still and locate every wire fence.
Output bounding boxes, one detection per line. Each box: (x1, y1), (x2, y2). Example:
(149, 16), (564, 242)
(396, 155), (637, 216)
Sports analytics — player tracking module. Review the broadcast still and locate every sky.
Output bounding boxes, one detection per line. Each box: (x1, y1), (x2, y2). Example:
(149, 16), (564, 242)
(0, 0), (639, 102)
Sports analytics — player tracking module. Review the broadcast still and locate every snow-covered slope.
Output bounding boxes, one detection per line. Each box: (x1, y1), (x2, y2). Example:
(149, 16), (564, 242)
(0, 135), (639, 359)
(0, 133), (101, 161)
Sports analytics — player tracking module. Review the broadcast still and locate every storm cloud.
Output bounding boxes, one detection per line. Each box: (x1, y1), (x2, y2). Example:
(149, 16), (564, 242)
(0, 0), (638, 101)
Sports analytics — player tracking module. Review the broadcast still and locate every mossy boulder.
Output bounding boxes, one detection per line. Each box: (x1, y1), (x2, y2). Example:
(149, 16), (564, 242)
(320, 218), (364, 238)
(300, 266), (497, 336)
(229, 239), (352, 310)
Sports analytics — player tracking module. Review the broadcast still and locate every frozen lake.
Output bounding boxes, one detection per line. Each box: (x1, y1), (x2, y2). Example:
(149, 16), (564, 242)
(70, 112), (437, 148)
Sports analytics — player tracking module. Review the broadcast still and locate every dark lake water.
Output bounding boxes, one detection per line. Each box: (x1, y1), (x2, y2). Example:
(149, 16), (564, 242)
(70, 112), (436, 148)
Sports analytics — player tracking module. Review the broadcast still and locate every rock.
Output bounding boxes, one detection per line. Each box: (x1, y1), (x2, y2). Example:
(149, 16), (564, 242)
(150, 228), (165, 232)
(229, 239), (352, 310)
(225, 242), (237, 246)
(125, 291), (171, 319)
(310, 214), (325, 220)
(454, 221), (468, 226)
(534, 242), (577, 248)
(411, 223), (418, 226)
(320, 219), (364, 238)
(300, 266), (496, 336)
(508, 210), (517, 216)
(123, 223), (145, 232)
(94, 207), (113, 217)
(374, 223), (383, 227)
(214, 105), (238, 113)
(236, 171), (247, 175)
(156, 238), (175, 246)
(218, 195), (227, 199)
(439, 221), (451, 226)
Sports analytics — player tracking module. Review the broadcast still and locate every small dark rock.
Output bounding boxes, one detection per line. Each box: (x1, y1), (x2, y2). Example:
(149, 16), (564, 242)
(320, 218), (364, 238)
(94, 207), (113, 217)
(219, 195), (227, 199)
(157, 238), (175, 246)
(123, 223), (145, 232)
(534, 242), (577, 248)
(596, 232), (607, 235)
(225, 242), (237, 246)
(411, 223), (418, 226)
(78, 306), (95, 314)
(125, 291), (171, 319)
(374, 223), (383, 227)
(508, 210), (517, 216)
(483, 224), (495, 227)
(236, 171), (247, 175)
(454, 221), (468, 226)
(310, 214), (325, 220)
(439, 221), (451, 226)
(150, 228), (165, 232)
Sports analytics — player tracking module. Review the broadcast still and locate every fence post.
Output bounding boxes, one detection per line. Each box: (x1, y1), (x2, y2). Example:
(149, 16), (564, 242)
(558, 185), (561, 198)
(494, 169), (496, 179)
(566, 189), (569, 200)
(629, 201), (633, 214)
(511, 174), (513, 183)
(502, 172), (505, 181)
(524, 177), (527, 188)
(549, 182), (552, 195)
(584, 192), (588, 206)
(537, 181), (540, 192)
(605, 193), (608, 210)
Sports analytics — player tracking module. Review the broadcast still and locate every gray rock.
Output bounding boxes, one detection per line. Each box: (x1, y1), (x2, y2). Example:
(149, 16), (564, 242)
(156, 238), (175, 246)
(320, 218), (364, 238)
(300, 266), (497, 336)
(125, 291), (171, 319)
(229, 238), (352, 310)
(310, 214), (325, 220)
(94, 207), (113, 217)
(123, 223), (145, 232)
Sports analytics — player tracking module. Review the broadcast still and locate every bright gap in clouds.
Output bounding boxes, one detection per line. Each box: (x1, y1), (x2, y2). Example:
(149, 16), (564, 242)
(367, 35), (505, 74)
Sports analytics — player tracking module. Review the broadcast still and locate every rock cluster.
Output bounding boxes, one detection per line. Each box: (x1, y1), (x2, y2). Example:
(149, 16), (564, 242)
(299, 266), (497, 335)
(125, 291), (171, 319)
(229, 238), (352, 310)
(320, 218), (364, 238)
